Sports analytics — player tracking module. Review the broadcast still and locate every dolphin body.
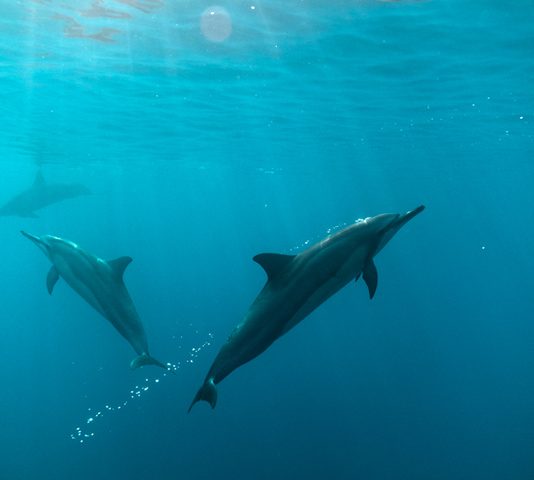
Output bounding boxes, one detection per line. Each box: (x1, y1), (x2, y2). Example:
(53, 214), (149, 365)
(0, 171), (90, 218)
(189, 205), (425, 411)
(21, 231), (168, 370)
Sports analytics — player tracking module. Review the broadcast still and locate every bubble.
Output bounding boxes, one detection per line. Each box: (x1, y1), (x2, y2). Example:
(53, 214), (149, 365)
(200, 6), (232, 43)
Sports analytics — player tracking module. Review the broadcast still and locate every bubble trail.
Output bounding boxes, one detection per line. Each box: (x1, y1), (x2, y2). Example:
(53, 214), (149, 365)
(70, 333), (213, 444)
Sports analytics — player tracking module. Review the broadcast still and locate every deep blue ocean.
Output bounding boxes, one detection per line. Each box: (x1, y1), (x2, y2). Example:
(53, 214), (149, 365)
(1, 1), (533, 479)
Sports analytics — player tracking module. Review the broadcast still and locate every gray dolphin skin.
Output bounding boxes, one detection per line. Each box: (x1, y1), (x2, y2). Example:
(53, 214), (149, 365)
(21, 231), (168, 370)
(189, 205), (425, 412)
(0, 171), (90, 218)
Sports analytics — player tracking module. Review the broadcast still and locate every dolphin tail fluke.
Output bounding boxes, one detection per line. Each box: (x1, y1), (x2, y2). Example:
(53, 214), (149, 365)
(188, 378), (217, 413)
(130, 352), (169, 371)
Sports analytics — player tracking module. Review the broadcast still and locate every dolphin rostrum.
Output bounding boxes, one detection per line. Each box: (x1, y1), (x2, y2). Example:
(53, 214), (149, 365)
(21, 231), (168, 370)
(189, 205), (425, 411)
(0, 171), (90, 218)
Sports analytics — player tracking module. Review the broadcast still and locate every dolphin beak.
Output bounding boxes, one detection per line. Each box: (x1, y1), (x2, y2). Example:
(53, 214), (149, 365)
(374, 205), (425, 256)
(21, 230), (46, 248)
(377, 205), (425, 236)
(395, 205), (425, 229)
(388, 203), (426, 236)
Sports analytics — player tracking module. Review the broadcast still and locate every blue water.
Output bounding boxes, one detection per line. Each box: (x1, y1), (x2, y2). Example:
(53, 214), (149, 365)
(1, 0), (533, 478)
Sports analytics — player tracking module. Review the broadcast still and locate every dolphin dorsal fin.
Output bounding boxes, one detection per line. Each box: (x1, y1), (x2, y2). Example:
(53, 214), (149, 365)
(108, 256), (133, 280)
(33, 170), (46, 188)
(253, 253), (295, 281)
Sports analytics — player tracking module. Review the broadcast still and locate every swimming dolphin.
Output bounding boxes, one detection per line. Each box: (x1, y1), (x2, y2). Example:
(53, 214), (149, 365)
(189, 205), (425, 411)
(0, 171), (90, 218)
(21, 231), (168, 370)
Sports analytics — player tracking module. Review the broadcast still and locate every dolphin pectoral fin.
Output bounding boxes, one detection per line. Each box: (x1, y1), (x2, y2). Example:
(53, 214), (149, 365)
(130, 352), (169, 371)
(363, 259), (378, 299)
(253, 253), (295, 281)
(188, 378), (217, 413)
(108, 256), (133, 281)
(46, 266), (60, 294)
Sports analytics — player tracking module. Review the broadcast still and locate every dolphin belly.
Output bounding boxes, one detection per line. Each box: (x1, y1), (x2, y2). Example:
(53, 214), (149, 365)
(52, 260), (108, 318)
(58, 264), (152, 360)
(100, 292), (149, 355)
(280, 272), (356, 336)
(207, 307), (286, 384)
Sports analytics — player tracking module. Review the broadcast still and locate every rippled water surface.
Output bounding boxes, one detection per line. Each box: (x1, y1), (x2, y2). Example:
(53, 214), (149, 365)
(1, 1), (531, 167)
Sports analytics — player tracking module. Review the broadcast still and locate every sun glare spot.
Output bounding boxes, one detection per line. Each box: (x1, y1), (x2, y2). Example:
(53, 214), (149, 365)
(200, 6), (232, 43)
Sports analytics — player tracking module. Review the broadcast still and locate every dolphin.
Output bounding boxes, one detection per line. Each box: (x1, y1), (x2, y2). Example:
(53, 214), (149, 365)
(0, 171), (90, 218)
(189, 205), (425, 411)
(21, 231), (168, 370)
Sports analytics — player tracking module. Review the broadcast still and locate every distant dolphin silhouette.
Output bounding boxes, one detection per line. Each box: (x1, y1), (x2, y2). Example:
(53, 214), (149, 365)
(0, 171), (90, 218)
(189, 205), (425, 411)
(21, 231), (168, 370)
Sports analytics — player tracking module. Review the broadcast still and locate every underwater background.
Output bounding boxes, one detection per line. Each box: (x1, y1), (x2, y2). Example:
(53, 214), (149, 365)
(1, 0), (533, 478)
